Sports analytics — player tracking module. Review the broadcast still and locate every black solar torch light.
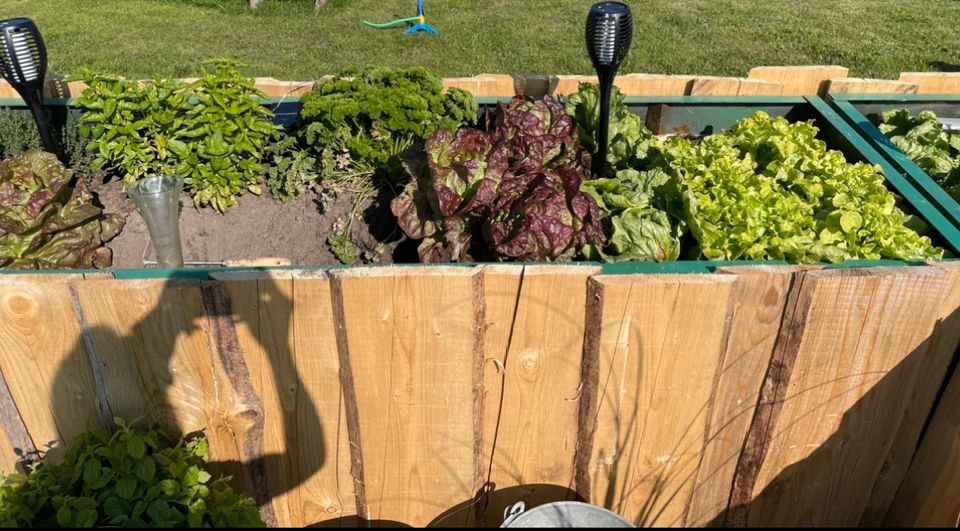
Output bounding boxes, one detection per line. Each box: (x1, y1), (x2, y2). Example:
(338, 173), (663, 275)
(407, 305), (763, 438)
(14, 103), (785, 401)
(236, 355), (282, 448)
(0, 18), (56, 155)
(586, 2), (633, 178)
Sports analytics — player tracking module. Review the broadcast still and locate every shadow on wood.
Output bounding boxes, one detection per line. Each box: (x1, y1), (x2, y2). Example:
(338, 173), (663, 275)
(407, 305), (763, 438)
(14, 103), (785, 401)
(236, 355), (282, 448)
(35, 276), (328, 527)
(708, 303), (960, 527)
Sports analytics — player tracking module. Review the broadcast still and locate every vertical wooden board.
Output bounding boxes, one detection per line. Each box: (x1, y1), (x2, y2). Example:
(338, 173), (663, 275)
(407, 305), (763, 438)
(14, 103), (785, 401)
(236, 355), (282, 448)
(76, 279), (248, 484)
(220, 274), (298, 527)
(472, 265), (524, 527)
(898, 72), (960, 94)
(482, 265), (598, 511)
(689, 77), (743, 96)
(745, 268), (948, 527)
(748, 65), (849, 96)
(684, 267), (801, 526)
(290, 272), (356, 526)
(581, 275), (735, 527)
(332, 267), (483, 526)
(861, 263), (960, 525)
(0, 279), (99, 459)
(826, 78), (919, 95)
(884, 262), (960, 527)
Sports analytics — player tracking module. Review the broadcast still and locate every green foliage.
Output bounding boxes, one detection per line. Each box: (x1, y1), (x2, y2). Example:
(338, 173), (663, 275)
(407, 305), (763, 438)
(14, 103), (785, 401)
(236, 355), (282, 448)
(265, 138), (319, 202)
(0, 150), (123, 269)
(0, 419), (265, 528)
(565, 83), (659, 173)
(875, 108), (960, 202)
(565, 82), (944, 263)
(581, 169), (681, 262)
(76, 59), (279, 212)
(275, 66), (478, 262)
(653, 112), (943, 262)
(0, 110), (90, 174)
(0, 110), (40, 160)
(298, 67), (477, 175)
(392, 96), (605, 262)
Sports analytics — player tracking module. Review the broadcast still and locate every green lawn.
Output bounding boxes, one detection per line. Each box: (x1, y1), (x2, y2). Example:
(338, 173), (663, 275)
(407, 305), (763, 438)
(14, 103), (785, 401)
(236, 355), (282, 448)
(1, 0), (959, 80)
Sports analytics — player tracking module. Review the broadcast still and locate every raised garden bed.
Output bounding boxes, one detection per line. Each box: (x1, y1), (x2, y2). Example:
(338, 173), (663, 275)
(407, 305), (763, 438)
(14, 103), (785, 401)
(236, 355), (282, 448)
(0, 74), (959, 529)
(1, 93), (956, 273)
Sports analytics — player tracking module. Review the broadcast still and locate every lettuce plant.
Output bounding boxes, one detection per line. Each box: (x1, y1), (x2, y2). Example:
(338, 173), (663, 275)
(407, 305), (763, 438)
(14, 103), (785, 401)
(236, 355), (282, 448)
(0, 150), (123, 269)
(874, 109), (960, 201)
(391, 95), (606, 262)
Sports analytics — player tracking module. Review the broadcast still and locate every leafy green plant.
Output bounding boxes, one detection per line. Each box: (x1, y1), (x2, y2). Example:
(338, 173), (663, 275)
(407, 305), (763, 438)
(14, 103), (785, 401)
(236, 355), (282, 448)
(76, 59), (279, 212)
(565, 83), (943, 263)
(0, 150), (123, 269)
(0, 109), (89, 174)
(392, 95), (606, 262)
(874, 108), (960, 201)
(273, 67), (478, 263)
(655, 112), (942, 262)
(0, 419), (264, 528)
(0, 109), (41, 160)
(297, 67), (478, 180)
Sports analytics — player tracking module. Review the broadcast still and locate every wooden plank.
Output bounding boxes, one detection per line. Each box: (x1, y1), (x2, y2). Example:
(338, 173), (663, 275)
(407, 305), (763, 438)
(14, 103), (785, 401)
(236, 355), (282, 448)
(214, 270), (353, 527)
(0, 279), (99, 461)
(553, 75), (599, 96)
(689, 77), (744, 96)
(479, 265), (599, 523)
(512, 75), (555, 98)
(253, 78), (316, 99)
(74, 279), (259, 516)
(736, 79), (785, 96)
(442, 74), (514, 97)
(826, 77), (919, 95)
(747, 65), (849, 96)
(290, 271), (355, 526)
(330, 267), (484, 527)
(220, 274), (299, 527)
(470, 265), (524, 527)
(737, 267), (949, 527)
(860, 262), (960, 525)
(884, 262), (960, 527)
(898, 72), (960, 94)
(684, 266), (803, 526)
(614, 74), (695, 96)
(578, 274), (736, 527)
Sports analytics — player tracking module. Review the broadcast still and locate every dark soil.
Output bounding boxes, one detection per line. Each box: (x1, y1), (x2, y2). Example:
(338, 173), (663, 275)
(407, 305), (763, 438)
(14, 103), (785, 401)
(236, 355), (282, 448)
(88, 178), (407, 269)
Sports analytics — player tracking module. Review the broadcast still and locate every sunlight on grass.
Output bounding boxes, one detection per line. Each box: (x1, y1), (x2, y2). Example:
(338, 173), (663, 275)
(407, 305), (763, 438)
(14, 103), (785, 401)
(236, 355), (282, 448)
(0, 0), (958, 79)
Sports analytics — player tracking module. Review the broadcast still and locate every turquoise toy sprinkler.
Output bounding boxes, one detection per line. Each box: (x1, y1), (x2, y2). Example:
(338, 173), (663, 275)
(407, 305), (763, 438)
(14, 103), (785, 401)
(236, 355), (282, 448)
(363, 0), (439, 35)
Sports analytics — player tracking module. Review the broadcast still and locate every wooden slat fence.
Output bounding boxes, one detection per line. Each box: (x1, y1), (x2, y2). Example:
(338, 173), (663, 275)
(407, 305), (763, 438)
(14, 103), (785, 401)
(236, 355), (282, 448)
(0, 264), (956, 527)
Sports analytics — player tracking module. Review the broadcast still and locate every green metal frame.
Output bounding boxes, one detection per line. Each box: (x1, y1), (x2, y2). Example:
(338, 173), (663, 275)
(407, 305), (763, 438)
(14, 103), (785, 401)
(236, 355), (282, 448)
(827, 93), (960, 235)
(1, 95), (957, 278)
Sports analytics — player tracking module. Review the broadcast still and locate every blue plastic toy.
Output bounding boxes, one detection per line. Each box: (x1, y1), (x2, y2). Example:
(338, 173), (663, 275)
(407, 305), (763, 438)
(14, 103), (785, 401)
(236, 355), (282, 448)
(363, 0), (439, 35)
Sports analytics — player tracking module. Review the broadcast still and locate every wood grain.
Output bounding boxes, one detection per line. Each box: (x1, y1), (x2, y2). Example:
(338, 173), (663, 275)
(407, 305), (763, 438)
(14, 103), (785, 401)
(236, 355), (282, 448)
(883, 262), (960, 527)
(826, 78), (919, 95)
(330, 267), (484, 527)
(747, 65), (849, 96)
(742, 268), (949, 527)
(898, 72), (960, 94)
(684, 266), (801, 526)
(291, 271), (356, 526)
(0, 278), (99, 460)
(579, 274), (736, 527)
(481, 266), (599, 521)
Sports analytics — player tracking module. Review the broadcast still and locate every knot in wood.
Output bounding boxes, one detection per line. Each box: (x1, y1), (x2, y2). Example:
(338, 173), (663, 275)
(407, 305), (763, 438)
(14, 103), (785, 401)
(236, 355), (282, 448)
(519, 350), (541, 372)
